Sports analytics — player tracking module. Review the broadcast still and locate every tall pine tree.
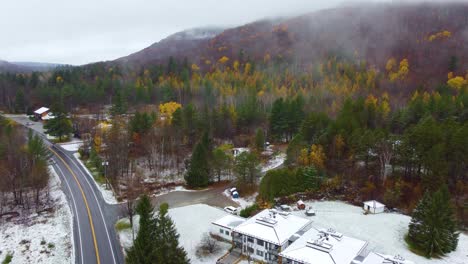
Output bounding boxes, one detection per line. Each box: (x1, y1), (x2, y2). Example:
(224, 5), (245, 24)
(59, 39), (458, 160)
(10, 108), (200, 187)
(153, 203), (189, 264)
(126, 195), (156, 264)
(406, 186), (459, 258)
(184, 132), (211, 188)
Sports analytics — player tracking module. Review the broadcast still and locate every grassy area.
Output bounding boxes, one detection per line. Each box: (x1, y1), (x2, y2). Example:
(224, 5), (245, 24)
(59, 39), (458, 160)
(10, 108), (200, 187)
(115, 219), (132, 231)
(83, 161), (107, 185)
(2, 253), (13, 264)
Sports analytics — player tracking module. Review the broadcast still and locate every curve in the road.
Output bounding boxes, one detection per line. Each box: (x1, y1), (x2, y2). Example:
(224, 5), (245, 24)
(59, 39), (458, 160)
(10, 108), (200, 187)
(50, 147), (101, 264)
(54, 147), (119, 264)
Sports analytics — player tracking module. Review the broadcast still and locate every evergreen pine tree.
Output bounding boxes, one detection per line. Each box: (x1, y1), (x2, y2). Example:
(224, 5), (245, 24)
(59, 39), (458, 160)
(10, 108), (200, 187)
(303, 166), (321, 191)
(184, 133), (210, 188)
(44, 102), (73, 141)
(14, 89), (26, 113)
(270, 98), (287, 140)
(126, 195), (156, 264)
(153, 203), (189, 264)
(254, 128), (265, 151)
(407, 186), (459, 258)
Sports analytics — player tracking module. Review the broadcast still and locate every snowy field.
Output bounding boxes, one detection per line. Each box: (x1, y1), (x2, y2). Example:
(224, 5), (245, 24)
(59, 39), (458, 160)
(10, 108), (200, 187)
(117, 204), (231, 264)
(291, 201), (467, 264)
(0, 166), (72, 264)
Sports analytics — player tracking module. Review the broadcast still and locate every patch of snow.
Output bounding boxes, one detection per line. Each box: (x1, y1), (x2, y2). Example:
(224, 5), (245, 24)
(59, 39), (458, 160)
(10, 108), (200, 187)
(72, 153), (119, 205)
(169, 204), (231, 264)
(233, 147), (249, 158)
(116, 204), (232, 264)
(0, 166), (73, 264)
(59, 140), (83, 152)
(261, 153), (286, 173)
(290, 201), (468, 264)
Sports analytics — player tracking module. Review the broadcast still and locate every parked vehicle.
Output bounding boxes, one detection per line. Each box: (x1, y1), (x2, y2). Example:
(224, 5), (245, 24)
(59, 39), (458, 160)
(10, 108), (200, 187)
(224, 206), (239, 215)
(305, 207), (315, 216)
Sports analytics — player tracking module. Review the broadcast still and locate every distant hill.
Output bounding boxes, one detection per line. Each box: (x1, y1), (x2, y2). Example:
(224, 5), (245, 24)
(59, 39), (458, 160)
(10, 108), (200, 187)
(117, 27), (225, 66)
(116, 3), (468, 89)
(0, 60), (63, 73)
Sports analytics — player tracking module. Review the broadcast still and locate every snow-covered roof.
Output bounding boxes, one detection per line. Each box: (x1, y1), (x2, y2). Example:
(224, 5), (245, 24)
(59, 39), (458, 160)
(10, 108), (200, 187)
(280, 227), (368, 264)
(363, 200), (385, 209)
(361, 252), (414, 264)
(34, 107), (49, 114)
(233, 209), (311, 245)
(212, 215), (245, 230)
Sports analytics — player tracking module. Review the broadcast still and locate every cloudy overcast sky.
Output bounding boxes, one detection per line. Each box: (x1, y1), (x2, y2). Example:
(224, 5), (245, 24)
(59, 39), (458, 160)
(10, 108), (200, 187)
(0, 0), (423, 65)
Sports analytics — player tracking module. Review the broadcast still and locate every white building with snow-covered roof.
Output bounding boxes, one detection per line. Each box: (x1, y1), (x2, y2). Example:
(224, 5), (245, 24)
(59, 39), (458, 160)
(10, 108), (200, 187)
(359, 252), (414, 264)
(232, 209), (311, 263)
(211, 214), (245, 241)
(280, 227), (368, 264)
(363, 200), (385, 214)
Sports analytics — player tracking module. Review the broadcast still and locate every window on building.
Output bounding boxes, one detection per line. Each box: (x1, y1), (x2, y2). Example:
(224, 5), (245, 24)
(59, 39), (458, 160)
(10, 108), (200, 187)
(265, 253), (268, 260)
(247, 237), (254, 243)
(219, 229), (224, 234)
(247, 247), (254, 254)
(256, 250), (264, 257)
(257, 239), (264, 246)
(225, 231), (230, 236)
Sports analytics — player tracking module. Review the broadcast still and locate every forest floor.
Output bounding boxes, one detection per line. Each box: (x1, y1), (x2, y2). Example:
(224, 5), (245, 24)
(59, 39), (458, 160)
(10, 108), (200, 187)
(0, 166), (73, 264)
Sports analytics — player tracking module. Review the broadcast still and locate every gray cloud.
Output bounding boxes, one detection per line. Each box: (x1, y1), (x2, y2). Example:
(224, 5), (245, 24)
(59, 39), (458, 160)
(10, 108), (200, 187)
(1, 0), (442, 65)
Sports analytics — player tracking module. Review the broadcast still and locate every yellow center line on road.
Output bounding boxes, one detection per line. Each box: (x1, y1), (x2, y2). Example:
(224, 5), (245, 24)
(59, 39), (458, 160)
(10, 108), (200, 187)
(49, 147), (101, 264)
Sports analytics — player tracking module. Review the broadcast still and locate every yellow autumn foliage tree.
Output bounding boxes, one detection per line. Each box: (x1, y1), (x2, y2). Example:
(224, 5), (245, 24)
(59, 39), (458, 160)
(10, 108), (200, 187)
(159, 101), (182, 124)
(309, 144), (326, 170)
(387, 58), (409, 82)
(218, 56), (229, 64)
(191, 64), (200, 71)
(447, 76), (466, 90)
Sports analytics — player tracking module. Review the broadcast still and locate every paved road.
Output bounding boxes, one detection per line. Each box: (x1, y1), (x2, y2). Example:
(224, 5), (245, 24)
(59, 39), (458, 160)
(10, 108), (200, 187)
(4, 114), (238, 264)
(50, 145), (124, 264)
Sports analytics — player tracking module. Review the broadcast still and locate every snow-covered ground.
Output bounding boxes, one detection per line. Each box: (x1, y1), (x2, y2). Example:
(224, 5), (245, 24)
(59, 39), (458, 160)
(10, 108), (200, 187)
(0, 166), (73, 264)
(223, 189), (257, 209)
(59, 139), (83, 152)
(290, 201), (467, 264)
(73, 153), (119, 205)
(260, 152), (285, 173)
(116, 204), (232, 264)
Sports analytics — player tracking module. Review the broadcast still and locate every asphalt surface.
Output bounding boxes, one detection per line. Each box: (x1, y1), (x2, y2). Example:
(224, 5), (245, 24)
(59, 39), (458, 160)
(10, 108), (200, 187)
(50, 145), (124, 264)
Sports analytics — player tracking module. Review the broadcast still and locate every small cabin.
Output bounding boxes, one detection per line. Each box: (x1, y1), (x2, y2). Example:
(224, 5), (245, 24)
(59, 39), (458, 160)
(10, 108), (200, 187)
(33, 107), (49, 121)
(363, 200), (385, 214)
(297, 200), (306, 210)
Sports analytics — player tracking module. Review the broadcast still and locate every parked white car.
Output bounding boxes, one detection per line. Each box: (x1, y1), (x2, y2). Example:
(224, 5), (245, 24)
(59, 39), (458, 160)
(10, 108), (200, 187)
(224, 206), (239, 215)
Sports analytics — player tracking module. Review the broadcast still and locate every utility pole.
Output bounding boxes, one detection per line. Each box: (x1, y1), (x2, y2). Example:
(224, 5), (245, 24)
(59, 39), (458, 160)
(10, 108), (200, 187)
(102, 160), (109, 188)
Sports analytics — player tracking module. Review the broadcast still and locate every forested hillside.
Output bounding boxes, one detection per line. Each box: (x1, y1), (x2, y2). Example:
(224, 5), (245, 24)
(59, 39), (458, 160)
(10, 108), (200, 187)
(0, 2), (466, 226)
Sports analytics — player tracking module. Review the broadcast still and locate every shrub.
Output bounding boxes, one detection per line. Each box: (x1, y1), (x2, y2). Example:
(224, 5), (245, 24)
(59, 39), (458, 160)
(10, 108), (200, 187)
(2, 253), (13, 264)
(240, 204), (259, 218)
